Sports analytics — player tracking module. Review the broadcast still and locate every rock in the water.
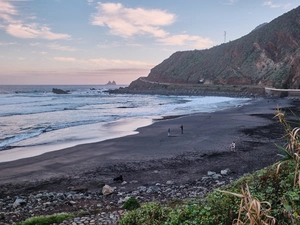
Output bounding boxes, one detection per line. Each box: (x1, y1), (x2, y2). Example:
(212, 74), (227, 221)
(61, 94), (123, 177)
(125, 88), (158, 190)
(106, 81), (117, 85)
(52, 88), (70, 94)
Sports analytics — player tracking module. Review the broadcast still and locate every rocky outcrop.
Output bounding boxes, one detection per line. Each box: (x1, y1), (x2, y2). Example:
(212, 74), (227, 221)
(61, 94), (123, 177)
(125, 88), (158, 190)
(126, 6), (300, 91)
(52, 88), (70, 94)
(106, 81), (117, 85)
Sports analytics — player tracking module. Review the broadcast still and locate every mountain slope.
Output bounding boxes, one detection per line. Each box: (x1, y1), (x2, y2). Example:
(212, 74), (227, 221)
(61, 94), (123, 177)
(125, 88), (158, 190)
(129, 6), (300, 90)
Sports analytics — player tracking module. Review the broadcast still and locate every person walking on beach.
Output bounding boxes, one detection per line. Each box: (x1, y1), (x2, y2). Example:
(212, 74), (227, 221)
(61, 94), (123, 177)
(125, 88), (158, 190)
(231, 141), (236, 152)
(168, 128), (171, 137)
(180, 125), (183, 134)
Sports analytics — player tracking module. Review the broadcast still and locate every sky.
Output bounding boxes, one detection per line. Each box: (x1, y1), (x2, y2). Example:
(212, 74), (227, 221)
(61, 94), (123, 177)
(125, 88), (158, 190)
(0, 0), (299, 85)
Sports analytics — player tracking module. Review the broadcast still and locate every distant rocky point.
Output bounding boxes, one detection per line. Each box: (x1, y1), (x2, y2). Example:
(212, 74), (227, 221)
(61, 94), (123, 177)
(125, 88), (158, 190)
(52, 88), (70, 94)
(106, 81), (117, 85)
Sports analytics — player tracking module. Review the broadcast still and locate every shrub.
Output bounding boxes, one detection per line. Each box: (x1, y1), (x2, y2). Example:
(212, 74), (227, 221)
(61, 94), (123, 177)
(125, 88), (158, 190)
(119, 202), (170, 225)
(122, 197), (141, 210)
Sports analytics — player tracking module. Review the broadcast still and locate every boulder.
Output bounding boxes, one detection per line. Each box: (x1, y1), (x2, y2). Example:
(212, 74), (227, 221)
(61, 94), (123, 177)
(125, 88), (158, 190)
(102, 184), (115, 195)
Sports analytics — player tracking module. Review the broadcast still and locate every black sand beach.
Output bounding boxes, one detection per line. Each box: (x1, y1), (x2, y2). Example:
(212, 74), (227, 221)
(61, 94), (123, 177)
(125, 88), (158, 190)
(0, 97), (298, 197)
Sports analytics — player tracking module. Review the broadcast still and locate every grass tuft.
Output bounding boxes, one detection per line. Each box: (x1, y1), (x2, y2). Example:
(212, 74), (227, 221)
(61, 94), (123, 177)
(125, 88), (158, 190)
(14, 213), (74, 225)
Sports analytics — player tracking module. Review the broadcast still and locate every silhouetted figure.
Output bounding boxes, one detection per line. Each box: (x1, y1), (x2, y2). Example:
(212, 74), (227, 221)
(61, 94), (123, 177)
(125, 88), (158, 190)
(168, 128), (171, 137)
(180, 125), (183, 134)
(231, 141), (236, 152)
(113, 175), (123, 182)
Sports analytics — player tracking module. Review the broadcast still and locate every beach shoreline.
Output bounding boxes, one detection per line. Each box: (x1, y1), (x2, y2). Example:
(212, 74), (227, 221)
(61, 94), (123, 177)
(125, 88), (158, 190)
(1, 96), (300, 224)
(0, 97), (298, 194)
(0, 117), (154, 163)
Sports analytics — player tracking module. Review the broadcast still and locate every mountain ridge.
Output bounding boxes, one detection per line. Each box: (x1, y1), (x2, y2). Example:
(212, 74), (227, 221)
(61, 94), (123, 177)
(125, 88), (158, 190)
(125, 6), (300, 93)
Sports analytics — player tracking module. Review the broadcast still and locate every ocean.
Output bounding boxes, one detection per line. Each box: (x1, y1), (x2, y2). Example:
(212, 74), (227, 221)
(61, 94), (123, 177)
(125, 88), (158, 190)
(0, 85), (250, 162)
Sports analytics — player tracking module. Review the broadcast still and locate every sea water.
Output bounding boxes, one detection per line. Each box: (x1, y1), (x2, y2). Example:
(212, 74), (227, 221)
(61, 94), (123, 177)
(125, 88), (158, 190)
(0, 85), (250, 162)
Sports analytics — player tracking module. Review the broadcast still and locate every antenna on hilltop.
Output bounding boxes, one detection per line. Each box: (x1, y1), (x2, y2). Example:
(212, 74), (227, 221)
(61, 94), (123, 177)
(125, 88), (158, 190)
(224, 31), (226, 43)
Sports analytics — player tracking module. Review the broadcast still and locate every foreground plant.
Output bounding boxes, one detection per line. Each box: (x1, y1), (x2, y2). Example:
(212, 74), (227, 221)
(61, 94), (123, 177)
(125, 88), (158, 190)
(122, 197), (141, 210)
(220, 184), (275, 225)
(14, 213), (74, 225)
(275, 109), (300, 187)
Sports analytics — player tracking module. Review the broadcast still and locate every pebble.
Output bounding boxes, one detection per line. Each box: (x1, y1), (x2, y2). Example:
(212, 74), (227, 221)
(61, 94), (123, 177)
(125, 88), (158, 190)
(0, 169), (235, 225)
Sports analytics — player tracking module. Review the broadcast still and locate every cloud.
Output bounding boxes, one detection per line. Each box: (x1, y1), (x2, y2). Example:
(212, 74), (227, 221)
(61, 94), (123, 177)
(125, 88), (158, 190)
(0, 0), (71, 40)
(157, 34), (214, 49)
(6, 23), (71, 40)
(0, 42), (18, 46)
(91, 2), (212, 49)
(263, 1), (291, 9)
(96, 40), (121, 48)
(0, 0), (18, 23)
(223, 0), (238, 5)
(47, 43), (77, 51)
(30, 42), (77, 51)
(29, 42), (40, 46)
(53, 57), (154, 68)
(53, 57), (77, 62)
(91, 2), (175, 38)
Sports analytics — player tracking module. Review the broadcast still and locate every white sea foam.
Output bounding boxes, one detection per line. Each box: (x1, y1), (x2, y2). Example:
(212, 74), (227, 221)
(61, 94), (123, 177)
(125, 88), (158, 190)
(0, 85), (251, 162)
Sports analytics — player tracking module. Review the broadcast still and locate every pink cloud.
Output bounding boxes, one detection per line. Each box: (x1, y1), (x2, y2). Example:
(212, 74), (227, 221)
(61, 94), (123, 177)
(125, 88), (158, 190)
(6, 23), (71, 40)
(91, 2), (175, 38)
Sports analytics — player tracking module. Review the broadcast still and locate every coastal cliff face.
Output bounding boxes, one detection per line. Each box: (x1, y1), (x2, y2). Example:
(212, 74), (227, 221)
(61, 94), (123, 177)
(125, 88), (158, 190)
(129, 6), (300, 90)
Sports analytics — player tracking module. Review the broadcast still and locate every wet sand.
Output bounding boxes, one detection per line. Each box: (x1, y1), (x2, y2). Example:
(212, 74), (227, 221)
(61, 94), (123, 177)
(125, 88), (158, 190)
(0, 97), (298, 196)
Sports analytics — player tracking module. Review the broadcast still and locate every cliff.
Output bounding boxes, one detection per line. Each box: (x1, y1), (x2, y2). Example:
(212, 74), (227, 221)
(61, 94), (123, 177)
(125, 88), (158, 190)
(127, 6), (300, 91)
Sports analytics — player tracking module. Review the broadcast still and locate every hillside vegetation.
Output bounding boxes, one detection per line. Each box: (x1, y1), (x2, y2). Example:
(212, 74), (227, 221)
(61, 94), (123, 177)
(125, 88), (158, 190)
(127, 6), (300, 91)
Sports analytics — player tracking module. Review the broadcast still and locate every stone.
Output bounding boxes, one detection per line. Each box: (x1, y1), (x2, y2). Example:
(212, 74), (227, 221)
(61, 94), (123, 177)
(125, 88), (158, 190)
(166, 180), (175, 185)
(102, 185), (115, 196)
(207, 171), (216, 176)
(212, 174), (222, 180)
(215, 181), (226, 187)
(147, 186), (161, 193)
(201, 176), (210, 181)
(69, 185), (88, 192)
(130, 180), (138, 183)
(137, 186), (147, 192)
(43, 202), (51, 207)
(13, 198), (26, 208)
(221, 168), (231, 175)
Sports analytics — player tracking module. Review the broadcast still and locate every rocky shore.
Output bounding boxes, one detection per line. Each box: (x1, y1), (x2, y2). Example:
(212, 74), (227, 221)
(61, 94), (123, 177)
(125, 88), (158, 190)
(108, 82), (266, 98)
(1, 97), (299, 224)
(1, 167), (234, 224)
